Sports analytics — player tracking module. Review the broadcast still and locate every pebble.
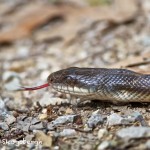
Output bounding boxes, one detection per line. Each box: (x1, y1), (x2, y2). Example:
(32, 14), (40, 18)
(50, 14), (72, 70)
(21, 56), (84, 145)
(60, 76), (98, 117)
(98, 128), (108, 139)
(107, 113), (135, 126)
(0, 98), (7, 118)
(51, 115), (81, 126)
(84, 124), (93, 132)
(131, 111), (147, 126)
(39, 92), (69, 106)
(2, 71), (21, 90)
(17, 46), (29, 57)
(5, 115), (16, 125)
(145, 140), (150, 149)
(82, 144), (93, 150)
(17, 117), (44, 132)
(25, 134), (34, 141)
(59, 129), (76, 137)
(140, 35), (150, 46)
(30, 122), (44, 131)
(87, 113), (104, 128)
(117, 126), (150, 139)
(0, 98), (5, 110)
(97, 141), (110, 150)
(38, 114), (48, 120)
(0, 122), (9, 130)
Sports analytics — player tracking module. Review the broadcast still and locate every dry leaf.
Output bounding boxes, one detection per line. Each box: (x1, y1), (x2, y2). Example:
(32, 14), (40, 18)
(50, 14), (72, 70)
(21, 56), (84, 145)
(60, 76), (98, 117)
(0, 0), (139, 44)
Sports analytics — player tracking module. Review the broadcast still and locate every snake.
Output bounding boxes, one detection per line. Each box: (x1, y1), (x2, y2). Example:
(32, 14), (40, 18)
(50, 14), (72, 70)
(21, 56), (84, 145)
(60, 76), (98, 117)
(21, 67), (150, 104)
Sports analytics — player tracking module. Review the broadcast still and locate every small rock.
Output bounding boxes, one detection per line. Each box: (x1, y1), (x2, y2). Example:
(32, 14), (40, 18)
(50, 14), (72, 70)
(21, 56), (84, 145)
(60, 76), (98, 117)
(82, 144), (93, 150)
(65, 108), (73, 114)
(39, 92), (69, 106)
(25, 134), (34, 141)
(84, 124), (93, 132)
(47, 123), (55, 130)
(35, 130), (52, 148)
(97, 141), (110, 150)
(42, 108), (47, 114)
(30, 122), (44, 131)
(140, 35), (150, 46)
(59, 129), (76, 137)
(0, 98), (5, 110)
(107, 113), (135, 126)
(146, 140), (150, 149)
(40, 70), (50, 81)
(98, 128), (108, 139)
(31, 118), (41, 124)
(52, 115), (81, 126)
(117, 127), (150, 139)
(5, 115), (16, 125)
(17, 120), (30, 132)
(38, 114), (48, 120)
(92, 109), (100, 115)
(17, 117), (43, 132)
(2, 71), (21, 91)
(87, 113), (104, 128)
(0, 122), (9, 130)
(0, 98), (8, 119)
(131, 111), (148, 126)
(53, 146), (59, 150)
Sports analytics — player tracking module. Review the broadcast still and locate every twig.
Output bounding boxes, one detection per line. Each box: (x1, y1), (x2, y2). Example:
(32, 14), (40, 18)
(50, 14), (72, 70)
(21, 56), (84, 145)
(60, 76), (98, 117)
(126, 60), (150, 67)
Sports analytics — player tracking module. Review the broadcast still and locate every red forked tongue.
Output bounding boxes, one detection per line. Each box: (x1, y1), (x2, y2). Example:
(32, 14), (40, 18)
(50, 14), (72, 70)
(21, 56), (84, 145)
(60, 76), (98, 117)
(19, 83), (49, 91)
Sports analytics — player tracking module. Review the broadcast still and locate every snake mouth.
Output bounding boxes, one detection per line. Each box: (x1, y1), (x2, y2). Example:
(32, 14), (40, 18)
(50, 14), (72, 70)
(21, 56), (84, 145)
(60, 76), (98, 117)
(52, 84), (95, 96)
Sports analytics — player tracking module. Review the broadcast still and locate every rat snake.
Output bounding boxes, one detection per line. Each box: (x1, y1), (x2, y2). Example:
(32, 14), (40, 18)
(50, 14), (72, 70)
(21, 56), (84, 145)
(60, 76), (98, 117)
(47, 67), (150, 103)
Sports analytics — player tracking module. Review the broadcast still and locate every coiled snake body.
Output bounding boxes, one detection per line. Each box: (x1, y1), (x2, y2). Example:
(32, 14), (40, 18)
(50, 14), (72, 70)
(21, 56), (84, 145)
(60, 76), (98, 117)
(47, 67), (150, 103)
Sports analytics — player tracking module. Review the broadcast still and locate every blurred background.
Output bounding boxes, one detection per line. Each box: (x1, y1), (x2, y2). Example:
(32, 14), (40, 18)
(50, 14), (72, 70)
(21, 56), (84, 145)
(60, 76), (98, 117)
(0, 0), (150, 90)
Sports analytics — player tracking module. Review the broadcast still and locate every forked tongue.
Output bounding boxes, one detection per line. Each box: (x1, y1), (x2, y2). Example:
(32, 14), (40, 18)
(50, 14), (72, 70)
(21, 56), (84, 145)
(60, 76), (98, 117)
(18, 83), (49, 91)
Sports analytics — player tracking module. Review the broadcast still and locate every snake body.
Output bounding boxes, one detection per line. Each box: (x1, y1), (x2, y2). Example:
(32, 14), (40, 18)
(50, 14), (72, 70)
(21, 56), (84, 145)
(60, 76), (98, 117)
(47, 67), (150, 103)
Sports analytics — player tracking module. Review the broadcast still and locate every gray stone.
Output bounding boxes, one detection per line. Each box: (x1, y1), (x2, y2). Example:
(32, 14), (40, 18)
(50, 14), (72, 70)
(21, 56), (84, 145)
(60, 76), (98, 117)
(117, 127), (150, 139)
(0, 98), (8, 120)
(0, 98), (5, 110)
(107, 113), (135, 126)
(131, 111), (148, 126)
(17, 117), (43, 132)
(52, 115), (80, 126)
(2, 71), (21, 91)
(0, 122), (9, 130)
(47, 123), (55, 130)
(87, 113), (104, 128)
(30, 122), (44, 131)
(5, 115), (16, 125)
(145, 140), (150, 149)
(39, 92), (69, 106)
(59, 129), (76, 137)
(140, 35), (150, 46)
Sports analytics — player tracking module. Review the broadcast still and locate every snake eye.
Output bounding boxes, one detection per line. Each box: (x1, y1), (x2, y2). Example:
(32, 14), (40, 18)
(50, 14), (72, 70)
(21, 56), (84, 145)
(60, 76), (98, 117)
(64, 76), (75, 84)
(65, 76), (73, 81)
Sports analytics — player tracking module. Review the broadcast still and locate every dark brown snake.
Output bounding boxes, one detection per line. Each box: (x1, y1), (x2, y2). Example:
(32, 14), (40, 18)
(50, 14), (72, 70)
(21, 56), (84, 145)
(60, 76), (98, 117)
(22, 67), (150, 103)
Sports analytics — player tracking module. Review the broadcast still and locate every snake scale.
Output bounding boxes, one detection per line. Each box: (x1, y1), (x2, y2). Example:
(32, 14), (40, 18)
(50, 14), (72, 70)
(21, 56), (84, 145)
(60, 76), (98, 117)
(21, 67), (150, 104)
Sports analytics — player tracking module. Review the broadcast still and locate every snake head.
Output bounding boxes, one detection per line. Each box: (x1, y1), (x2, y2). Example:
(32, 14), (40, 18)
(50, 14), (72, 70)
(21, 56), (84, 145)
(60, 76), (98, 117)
(47, 67), (97, 95)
